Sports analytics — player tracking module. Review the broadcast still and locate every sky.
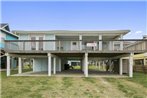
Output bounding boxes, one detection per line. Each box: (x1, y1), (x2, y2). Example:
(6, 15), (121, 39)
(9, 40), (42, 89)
(1, 0), (147, 39)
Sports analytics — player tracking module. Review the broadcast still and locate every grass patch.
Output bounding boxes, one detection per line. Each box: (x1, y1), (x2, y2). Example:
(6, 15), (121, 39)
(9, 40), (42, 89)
(127, 72), (147, 88)
(1, 71), (147, 98)
(62, 77), (73, 88)
(83, 77), (96, 83)
(117, 83), (136, 97)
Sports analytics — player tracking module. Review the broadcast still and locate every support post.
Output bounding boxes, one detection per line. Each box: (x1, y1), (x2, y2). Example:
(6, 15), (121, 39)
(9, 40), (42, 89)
(53, 57), (56, 74)
(84, 53), (88, 77)
(79, 35), (82, 50)
(48, 53), (51, 76)
(18, 57), (22, 74)
(129, 53), (134, 77)
(59, 58), (61, 72)
(82, 57), (84, 72)
(119, 58), (123, 75)
(6, 53), (10, 76)
(144, 58), (146, 65)
(33, 59), (35, 72)
(99, 35), (102, 51)
(120, 34), (123, 50)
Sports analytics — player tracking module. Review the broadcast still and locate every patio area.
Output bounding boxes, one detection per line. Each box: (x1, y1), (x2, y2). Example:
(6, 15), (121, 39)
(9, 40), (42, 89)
(11, 69), (127, 77)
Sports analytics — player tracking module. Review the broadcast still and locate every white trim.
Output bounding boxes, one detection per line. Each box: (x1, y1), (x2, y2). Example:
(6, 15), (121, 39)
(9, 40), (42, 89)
(0, 28), (18, 38)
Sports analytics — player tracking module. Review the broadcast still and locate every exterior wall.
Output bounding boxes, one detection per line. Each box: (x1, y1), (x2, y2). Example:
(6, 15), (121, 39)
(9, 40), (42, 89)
(6, 34), (18, 40)
(125, 41), (147, 51)
(18, 34), (56, 50)
(33, 57), (60, 72)
(33, 58), (48, 72)
(0, 31), (6, 48)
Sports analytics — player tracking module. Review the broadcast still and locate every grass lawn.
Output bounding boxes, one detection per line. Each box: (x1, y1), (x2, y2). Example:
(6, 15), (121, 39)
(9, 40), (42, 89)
(1, 71), (147, 98)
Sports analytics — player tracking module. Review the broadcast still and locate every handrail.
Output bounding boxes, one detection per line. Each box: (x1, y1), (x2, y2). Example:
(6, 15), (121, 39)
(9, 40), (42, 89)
(4, 39), (147, 42)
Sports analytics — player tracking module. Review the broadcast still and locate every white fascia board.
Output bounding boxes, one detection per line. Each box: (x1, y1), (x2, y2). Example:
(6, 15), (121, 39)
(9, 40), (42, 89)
(13, 30), (130, 36)
(0, 28), (18, 38)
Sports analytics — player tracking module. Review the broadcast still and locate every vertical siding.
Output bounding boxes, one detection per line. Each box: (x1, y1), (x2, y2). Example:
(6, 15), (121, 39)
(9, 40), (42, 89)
(33, 57), (60, 72)
(33, 58), (48, 72)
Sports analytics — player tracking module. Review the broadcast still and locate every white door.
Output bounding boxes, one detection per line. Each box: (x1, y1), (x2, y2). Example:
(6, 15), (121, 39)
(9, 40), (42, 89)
(31, 37), (36, 50)
(31, 36), (44, 50)
(71, 41), (79, 50)
(38, 36), (44, 50)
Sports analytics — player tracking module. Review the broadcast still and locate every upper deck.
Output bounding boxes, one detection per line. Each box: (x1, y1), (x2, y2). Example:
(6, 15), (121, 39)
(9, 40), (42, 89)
(4, 39), (147, 54)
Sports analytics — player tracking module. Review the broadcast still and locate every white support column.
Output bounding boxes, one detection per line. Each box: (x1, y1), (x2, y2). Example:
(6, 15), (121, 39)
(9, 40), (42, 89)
(98, 61), (101, 70)
(48, 53), (51, 76)
(129, 53), (134, 77)
(112, 41), (114, 50)
(59, 41), (61, 51)
(79, 35), (82, 50)
(99, 35), (102, 51)
(18, 57), (22, 74)
(144, 58), (146, 65)
(119, 58), (123, 75)
(84, 53), (88, 77)
(59, 58), (61, 72)
(53, 57), (56, 74)
(120, 34), (123, 50)
(82, 57), (84, 72)
(33, 59), (35, 72)
(6, 53), (10, 76)
(102, 61), (105, 70)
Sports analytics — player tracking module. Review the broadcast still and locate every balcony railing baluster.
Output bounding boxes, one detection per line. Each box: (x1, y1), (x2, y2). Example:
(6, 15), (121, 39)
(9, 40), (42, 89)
(4, 39), (147, 52)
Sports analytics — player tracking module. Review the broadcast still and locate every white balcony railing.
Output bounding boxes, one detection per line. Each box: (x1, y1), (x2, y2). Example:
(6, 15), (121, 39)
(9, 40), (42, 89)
(4, 39), (147, 52)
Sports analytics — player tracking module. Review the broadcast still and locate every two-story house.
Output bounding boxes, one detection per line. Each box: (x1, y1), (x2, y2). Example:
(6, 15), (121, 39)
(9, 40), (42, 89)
(4, 30), (147, 77)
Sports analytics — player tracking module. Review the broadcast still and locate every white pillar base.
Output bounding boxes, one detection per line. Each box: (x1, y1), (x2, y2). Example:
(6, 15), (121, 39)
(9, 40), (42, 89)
(48, 53), (51, 76)
(129, 53), (133, 77)
(119, 58), (123, 75)
(18, 57), (22, 74)
(6, 53), (10, 76)
(84, 53), (88, 77)
(53, 57), (56, 74)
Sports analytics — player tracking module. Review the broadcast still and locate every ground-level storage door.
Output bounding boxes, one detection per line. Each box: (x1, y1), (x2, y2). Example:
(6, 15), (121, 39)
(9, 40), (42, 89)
(123, 59), (129, 74)
(33, 58), (48, 72)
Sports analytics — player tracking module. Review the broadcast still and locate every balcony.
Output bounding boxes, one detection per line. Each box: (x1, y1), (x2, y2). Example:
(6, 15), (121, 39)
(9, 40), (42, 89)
(4, 39), (147, 53)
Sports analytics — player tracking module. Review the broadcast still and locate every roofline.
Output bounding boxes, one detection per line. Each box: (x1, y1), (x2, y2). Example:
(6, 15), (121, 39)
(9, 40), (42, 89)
(13, 30), (130, 35)
(1, 24), (9, 29)
(0, 28), (19, 38)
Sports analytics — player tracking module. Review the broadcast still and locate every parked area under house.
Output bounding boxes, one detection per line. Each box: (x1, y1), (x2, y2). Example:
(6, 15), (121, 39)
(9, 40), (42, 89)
(6, 51), (139, 77)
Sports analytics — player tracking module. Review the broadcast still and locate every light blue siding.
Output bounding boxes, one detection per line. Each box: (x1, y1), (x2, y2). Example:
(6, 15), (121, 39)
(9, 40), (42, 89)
(33, 57), (60, 72)
(34, 58), (48, 72)
(6, 34), (18, 40)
